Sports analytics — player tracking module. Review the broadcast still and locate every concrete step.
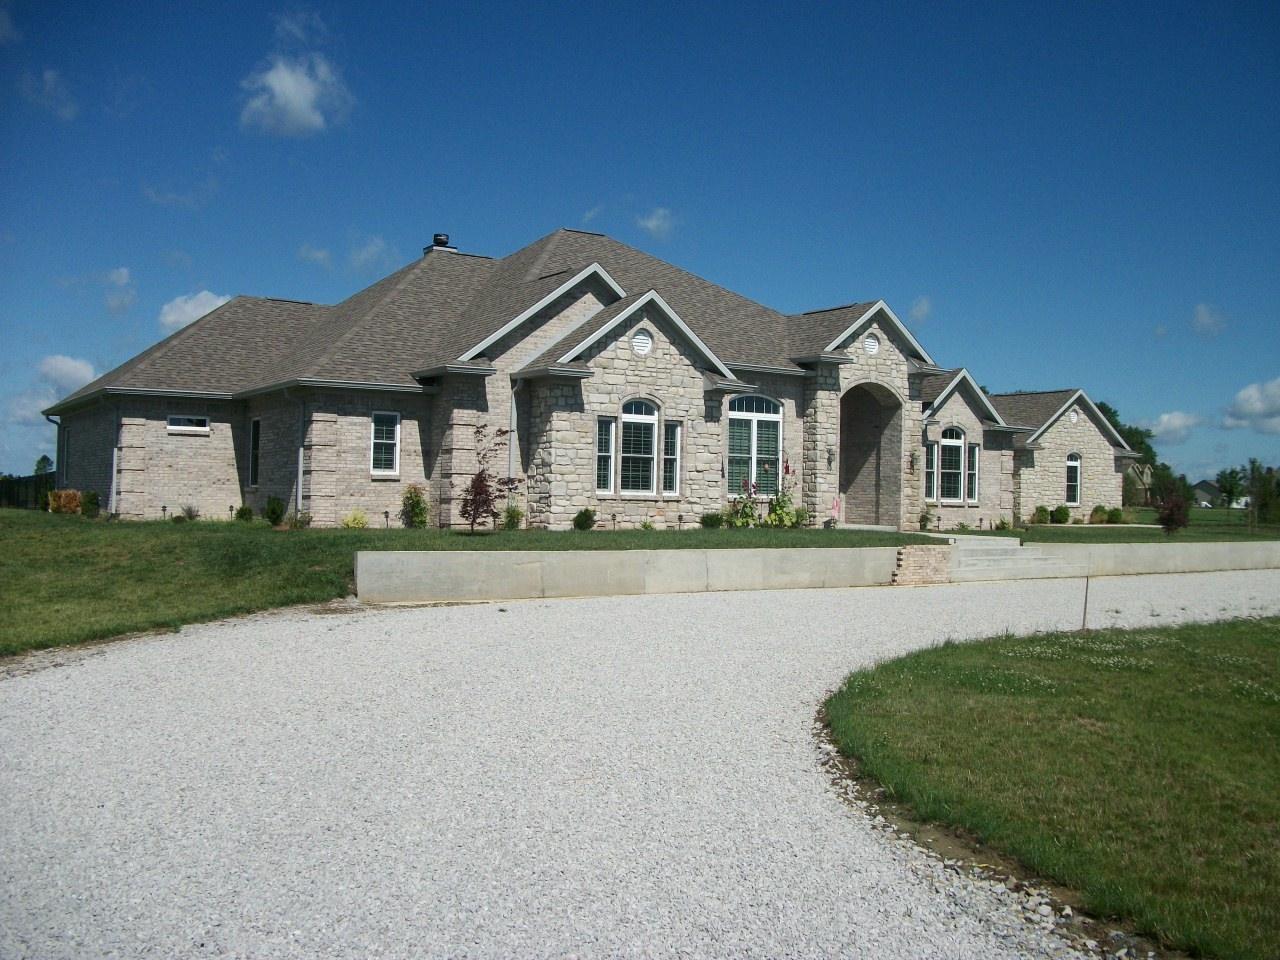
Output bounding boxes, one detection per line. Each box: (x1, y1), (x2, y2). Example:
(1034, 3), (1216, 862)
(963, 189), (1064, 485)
(949, 537), (1087, 582)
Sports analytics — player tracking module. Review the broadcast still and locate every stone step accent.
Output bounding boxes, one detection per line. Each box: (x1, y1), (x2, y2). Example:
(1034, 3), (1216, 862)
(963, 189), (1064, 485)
(892, 545), (953, 585)
(949, 536), (1088, 582)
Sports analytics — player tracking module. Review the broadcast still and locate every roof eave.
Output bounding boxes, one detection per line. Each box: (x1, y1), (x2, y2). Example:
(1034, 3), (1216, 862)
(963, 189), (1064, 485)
(510, 364), (593, 381)
(411, 362), (497, 380)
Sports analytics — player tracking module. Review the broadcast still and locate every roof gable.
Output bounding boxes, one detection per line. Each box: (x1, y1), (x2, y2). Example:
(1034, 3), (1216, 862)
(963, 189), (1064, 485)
(989, 388), (1131, 450)
(922, 369), (1006, 425)
(792, 300), (933, 365)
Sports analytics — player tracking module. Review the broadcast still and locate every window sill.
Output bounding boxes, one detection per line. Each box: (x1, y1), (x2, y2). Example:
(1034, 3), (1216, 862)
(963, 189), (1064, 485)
(370, 473), (400, 481)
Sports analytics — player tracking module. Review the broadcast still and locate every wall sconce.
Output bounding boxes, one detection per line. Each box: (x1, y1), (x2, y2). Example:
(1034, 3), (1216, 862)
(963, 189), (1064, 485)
(908, 451), (917, 474)
(826, 446), (835, 468)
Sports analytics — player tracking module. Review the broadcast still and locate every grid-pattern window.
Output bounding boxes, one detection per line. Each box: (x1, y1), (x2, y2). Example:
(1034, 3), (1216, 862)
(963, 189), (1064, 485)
(371, 412), (400, 474)
(924, 443), (936, 501)
(249, 418), (261, 486)
(620, 400), (657, 493)
(939, 428), (964, 501)
(966, 443), (980, 502)
(1066, 453), (1081, 505)
(727, 395), (782, 496)
(596, 418), (615, 492)
(662, 421), (681, 494)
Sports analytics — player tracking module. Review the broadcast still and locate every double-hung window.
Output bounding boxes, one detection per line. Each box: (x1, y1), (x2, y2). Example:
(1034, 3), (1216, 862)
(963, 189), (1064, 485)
(662, 421), (681, 494)
(619, 400), (657, 493)
(939, 428), (964, 502)
(1065, 453), (1081, 506)
(727, 396), (782, 496)
(249, 418), (261, 486)
(371, 411), (400, 475)
(924, 443), (937, 501)
(595, 418), (615, 493)
(966, 443), (980, 503)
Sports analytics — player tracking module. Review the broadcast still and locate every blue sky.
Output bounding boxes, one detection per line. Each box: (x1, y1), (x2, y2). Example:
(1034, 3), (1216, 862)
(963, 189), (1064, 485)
(2, 0), (1278, 478)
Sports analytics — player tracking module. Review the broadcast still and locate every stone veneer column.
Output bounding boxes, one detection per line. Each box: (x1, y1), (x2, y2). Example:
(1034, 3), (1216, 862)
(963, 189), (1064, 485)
(802, 366), (841, 523)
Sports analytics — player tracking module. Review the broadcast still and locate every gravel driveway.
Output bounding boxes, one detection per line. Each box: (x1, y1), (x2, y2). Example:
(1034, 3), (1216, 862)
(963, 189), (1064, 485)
(3, 570), (1278, 959)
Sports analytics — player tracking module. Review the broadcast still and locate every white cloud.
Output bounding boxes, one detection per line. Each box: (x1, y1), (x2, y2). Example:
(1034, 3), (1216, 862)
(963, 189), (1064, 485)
(636, 207), (674, 239)
(240, 53), (353, 136)
(1223, 376), (1280, 435)
(582, 205), (603, 224)
(298, 243), (332, 268)
(143, 176), (218, 209)
(159, 291), (231, 331)
(0, 8), (20, 44)
(1145, 410), (1202, 445)
(1191, 302), (1226, 337)
(38, 355), (96, 393)
(275, 10), (328, 45)
(348, 234), (394, 271)
(5, 388), (54, 426)
(20, 68), (78, 121)
(909, 295), (932, 323)
(105, 267), (130, 287)
(100, 266), (136, 313)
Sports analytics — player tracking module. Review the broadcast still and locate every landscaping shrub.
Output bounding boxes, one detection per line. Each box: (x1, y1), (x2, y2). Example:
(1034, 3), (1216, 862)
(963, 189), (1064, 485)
(400, 484), (429, 528)
(264, 496), (286, 526)
(723, 495), (757, 528)
(81, 490), (101, 519)
(1159, 492), (1190, 535)
(1050, 505), (1070, 524)
(1107, 507), (1124, 524)
(572, 508), (596, 531)
(995, 517), (1011, 531)
(459, 425), (520, 532)
(1031, 505), (1050, 524)
(793, 508), (809, 528)
(918, 508), (932, 531)
(640, 519), (656, 531)
(47, 489), (81, 514)
(171, 514), (187, 524)
(502, 504), (524, 531)
(699, 511), (724, 528)
(181, 504), (200, 522)
(286, 511), (312, 530)
(235, 505), (254, 522)
(1089, 504), (1109, 524)
(341, 509), (368, 529)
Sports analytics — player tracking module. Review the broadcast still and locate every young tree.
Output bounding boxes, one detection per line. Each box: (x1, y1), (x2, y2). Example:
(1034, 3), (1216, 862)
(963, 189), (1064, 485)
(1158, 491), (1189, 535)
(1215, 466), (1244, 508)
(1096, 401), (1158, 465)
(33, 454), (53, 475)
(1243, 458), (1279, 526)
(458, 425), (521, 532)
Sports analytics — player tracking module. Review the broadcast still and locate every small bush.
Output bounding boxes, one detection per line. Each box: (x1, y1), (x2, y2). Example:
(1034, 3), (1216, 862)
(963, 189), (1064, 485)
(1050, 505), (1070, 524)
(341, 509), (368, 529)
(47, 489), (81, 514)
(286, 511), (312, 530)
(81, 490), (101, 519)
(640, 519), (655, 531)
(1107, 507), (1124, 524)
(1089, 504), (1109, 524)
(1159, 493), (1190, 535)
(235, 505), (255, 522)
(995, 517), (1011, 531)
(954, 521), (971, 532)
(723, 496), (757, 528)
(699, 511), (724, 528)
(572, 508), (596, 531)
(1031, 505), (1050, 524)
(502, 504), (524, 531)
(918, 508), (932, 531)
(181, 504), (200, 522)
(793, 508), (809, 528)
(401, 484), (429, 529)
(264, 496), (286, 526)
(171, 514), (187, 524)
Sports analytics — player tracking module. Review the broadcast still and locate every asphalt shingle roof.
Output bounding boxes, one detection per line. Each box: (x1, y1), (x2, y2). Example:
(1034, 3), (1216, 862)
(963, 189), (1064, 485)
(987, 390), (1079, 430)
(918, 370), (962, 406)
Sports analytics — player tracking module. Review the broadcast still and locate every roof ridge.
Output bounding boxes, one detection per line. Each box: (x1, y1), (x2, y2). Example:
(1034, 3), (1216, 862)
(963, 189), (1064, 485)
(797, 300), (877, 317)
(522, 229), (568, 282)
(988, 388), (1077, 397)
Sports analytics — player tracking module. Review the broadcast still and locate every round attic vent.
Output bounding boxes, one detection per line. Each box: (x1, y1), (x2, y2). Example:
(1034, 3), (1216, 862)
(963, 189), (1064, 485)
(1069, 409), (1079, 423)
(632, 329), (653, 356)
(864, 333), (880, 355)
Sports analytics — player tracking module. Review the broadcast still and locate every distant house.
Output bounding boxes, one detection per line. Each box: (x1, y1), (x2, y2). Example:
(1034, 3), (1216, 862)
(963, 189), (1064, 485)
(1191, 480), (1220, 507)
(44, 229), (1137, 529)
(1125, 461), (1154, 506)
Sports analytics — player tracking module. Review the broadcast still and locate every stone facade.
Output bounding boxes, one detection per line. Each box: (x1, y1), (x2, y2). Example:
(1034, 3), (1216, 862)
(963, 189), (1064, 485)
(1013, 404), (1124, 522)
(922, 388), (1015, 530)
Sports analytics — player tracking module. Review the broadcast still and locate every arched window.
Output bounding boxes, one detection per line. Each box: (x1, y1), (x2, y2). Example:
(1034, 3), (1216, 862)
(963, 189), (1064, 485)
(1066, 452), (1081, 506)
(939, 427), (964, 502)
(728, 395), (782, 495)
(620, 399), (658, 493)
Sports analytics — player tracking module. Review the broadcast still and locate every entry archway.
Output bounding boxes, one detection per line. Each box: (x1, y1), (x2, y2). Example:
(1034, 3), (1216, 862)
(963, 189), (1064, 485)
(838, 383), (903, 526)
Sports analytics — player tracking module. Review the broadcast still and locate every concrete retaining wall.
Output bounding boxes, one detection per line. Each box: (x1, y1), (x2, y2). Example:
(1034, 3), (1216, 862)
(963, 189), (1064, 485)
(356, 547), (899, 604)
(1036, 541), (1280, 576)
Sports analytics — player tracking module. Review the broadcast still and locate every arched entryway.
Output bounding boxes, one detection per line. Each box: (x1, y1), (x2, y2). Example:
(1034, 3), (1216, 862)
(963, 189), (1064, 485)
(839, 383), (903, 526)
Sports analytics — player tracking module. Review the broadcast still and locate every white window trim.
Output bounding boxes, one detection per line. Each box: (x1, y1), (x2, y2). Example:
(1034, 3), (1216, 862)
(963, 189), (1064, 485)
(924, 442), (937, 502)
(967, 443), (980, 504)
(662, 420), (681, 495)
(370, 411), (401, 476)
(1066, 452), (1082, 506)
(595, 417), (615, 494)
(248, 418), (261, 487)
(728, 396), (783, 498)
(167, 415), (210, 435)
(619, 401), (658, 495)
(939, 428), (965, 504)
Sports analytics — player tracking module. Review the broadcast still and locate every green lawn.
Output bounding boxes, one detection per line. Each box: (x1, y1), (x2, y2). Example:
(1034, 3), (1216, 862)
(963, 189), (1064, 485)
(824, 618), (1280, 960)
(968, 507), (1280, 543)
(0, 509), (929, 657)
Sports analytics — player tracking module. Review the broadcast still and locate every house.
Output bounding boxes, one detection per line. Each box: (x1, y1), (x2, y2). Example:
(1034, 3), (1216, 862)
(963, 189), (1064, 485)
(44, 229), (1136, 530)
(1191, 480), (1220, 507)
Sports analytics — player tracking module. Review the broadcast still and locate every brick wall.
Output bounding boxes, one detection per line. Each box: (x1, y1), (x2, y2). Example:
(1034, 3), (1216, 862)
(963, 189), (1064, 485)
(59, 402), (117, 508)
(892, 544), (952, 585)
